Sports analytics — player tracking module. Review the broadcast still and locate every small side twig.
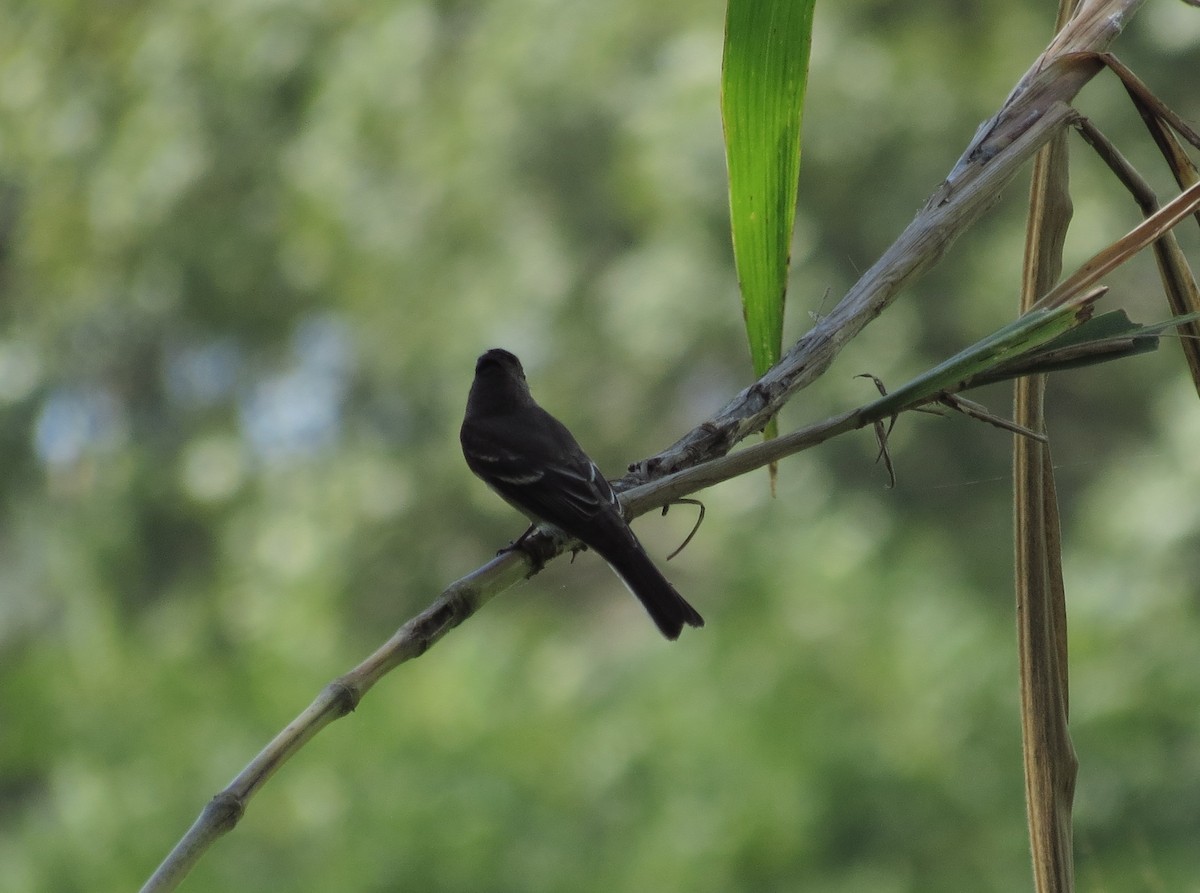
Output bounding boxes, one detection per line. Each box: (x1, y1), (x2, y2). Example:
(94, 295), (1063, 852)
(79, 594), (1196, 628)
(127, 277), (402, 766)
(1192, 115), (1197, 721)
(855, 374), (899, 487)
(661, 498), (706, 560)
(937, 393), (1049, 442)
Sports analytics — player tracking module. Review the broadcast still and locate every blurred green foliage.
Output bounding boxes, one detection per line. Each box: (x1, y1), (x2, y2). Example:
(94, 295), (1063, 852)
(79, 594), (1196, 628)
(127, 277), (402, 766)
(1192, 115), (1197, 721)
(1, 1), (1199, 890)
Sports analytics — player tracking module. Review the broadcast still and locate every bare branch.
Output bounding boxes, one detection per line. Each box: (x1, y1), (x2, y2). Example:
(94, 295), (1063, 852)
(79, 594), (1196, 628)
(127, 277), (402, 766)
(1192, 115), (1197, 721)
(626, 0), (1145, 483)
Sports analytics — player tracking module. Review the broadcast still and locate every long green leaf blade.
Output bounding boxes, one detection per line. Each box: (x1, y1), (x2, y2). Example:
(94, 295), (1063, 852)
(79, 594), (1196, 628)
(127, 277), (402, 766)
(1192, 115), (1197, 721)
(722, 0), (816, 383)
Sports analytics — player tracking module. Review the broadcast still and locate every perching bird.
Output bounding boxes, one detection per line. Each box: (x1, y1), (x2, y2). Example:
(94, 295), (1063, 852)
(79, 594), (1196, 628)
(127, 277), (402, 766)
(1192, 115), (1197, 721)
(460, 348), (704, 639)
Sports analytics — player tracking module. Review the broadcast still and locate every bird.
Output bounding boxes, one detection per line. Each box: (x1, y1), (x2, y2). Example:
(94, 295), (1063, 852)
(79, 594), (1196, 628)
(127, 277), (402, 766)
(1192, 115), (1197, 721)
(460, 348), (704, 640)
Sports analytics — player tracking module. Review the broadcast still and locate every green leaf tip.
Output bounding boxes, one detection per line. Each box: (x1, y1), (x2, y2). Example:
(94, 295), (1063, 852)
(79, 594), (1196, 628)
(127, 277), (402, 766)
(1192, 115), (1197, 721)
(722, 0), (817, 382)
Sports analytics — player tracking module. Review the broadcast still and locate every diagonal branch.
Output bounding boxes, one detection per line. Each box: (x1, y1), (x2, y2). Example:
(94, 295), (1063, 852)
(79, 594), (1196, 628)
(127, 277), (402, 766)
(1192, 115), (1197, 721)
(626, 0), (1145, 482)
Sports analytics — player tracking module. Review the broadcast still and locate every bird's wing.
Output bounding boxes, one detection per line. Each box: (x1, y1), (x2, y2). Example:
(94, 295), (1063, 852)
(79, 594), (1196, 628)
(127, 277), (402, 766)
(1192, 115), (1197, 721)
(462, 412), (623, 534)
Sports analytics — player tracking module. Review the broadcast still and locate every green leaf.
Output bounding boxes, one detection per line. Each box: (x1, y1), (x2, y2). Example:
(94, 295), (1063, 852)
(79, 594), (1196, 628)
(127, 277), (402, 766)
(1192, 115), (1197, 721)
(722, 0), (816, 382)
(967, 308), (1200, 386)
(860, 287), (1110, 417)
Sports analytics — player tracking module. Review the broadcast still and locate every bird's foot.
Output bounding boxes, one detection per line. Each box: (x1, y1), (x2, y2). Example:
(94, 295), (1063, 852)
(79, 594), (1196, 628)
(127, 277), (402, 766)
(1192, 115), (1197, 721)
(567, 542), (589, 565)
(497, 524), (555, 575)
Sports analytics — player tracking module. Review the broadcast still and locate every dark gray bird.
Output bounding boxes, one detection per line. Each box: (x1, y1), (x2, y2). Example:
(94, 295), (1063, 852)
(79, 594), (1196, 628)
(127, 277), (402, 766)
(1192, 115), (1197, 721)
(460, 348), (704, 640)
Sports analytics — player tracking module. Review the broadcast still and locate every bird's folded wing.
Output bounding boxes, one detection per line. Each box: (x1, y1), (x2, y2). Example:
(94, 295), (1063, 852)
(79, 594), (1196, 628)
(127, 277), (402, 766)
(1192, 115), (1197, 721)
(469, 446), (620, 530)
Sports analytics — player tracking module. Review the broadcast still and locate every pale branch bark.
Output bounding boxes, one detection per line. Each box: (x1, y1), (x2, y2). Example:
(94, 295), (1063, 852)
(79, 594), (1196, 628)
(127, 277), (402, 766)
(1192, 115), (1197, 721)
(625, 0), (1144, 483)
(141, 1), (1159, 890)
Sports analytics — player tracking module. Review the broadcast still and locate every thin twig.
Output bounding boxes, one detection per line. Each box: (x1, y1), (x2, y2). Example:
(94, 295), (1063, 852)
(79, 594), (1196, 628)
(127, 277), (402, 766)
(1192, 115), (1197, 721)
(662, 498), (706, 560)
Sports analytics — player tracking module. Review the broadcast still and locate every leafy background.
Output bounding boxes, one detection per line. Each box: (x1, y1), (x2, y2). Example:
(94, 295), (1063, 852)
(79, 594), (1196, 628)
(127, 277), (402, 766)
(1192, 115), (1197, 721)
(1, 1), (1199, 890)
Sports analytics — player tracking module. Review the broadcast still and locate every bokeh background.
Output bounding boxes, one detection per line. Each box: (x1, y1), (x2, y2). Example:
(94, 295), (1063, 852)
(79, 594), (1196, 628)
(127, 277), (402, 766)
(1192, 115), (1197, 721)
(2, 0), (1200, 890)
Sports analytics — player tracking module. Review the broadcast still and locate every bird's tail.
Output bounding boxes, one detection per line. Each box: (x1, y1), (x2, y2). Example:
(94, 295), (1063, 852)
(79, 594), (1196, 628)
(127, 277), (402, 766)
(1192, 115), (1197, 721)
(602, 540), (704, 640)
